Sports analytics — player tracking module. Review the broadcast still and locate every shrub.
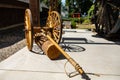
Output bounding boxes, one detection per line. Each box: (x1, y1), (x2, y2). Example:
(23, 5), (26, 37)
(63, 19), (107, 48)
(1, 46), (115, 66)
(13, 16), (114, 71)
(71, 20), (76, 29)
(79, 17), (85, 23)
(82, 19), (91, 24)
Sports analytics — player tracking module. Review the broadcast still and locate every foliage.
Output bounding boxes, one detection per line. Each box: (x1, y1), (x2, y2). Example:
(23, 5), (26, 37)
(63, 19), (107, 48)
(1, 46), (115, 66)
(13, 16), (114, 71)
(62, 17), (91, 28)
(71, 20), (76, 29)
(79, 17), (84, 23)
(82, 19), (91, 24)
(65, 0), (93, 15)
(70, 18), (79, 22)
(40, 0), (61, 7)
(87, 4), (95, 19)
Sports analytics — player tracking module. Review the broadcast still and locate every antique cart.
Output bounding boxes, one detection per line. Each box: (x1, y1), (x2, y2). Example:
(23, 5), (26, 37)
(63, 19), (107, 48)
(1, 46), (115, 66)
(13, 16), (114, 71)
(25, 0), (62, 51)
(24, 0), (90, 80)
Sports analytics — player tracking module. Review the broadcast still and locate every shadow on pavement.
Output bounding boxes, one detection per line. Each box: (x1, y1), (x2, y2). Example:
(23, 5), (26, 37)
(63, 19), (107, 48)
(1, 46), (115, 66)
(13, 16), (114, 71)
(61, 44), (86, 52)
(61, 37), (120, 45)
(92, 34), (120, 45)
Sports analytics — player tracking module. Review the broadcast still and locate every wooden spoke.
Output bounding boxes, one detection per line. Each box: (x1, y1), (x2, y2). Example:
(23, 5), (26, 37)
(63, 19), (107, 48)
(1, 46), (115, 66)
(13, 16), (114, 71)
(24, 9), (33, 51)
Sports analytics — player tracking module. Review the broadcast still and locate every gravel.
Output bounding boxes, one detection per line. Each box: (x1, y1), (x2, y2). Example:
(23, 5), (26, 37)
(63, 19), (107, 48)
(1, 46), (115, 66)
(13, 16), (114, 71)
(0, 27), (26, 62)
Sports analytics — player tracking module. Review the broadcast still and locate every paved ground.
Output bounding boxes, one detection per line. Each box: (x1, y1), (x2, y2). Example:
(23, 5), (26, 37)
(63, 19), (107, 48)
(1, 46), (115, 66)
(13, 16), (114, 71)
(0, 29), (120, 80)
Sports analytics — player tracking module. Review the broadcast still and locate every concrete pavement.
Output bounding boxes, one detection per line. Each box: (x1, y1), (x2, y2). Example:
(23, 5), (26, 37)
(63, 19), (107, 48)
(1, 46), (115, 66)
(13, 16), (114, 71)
(0, 29), (120, 80)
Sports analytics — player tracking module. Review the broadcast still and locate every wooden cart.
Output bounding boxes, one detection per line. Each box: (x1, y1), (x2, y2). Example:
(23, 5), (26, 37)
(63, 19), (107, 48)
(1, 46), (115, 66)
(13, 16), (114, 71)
(25, 0), (62, 51)
(24, 0), (90, 80)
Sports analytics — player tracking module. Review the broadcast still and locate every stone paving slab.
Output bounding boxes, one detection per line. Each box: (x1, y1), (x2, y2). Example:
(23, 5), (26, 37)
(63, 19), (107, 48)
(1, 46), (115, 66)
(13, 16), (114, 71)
(0, 29), (120, 80)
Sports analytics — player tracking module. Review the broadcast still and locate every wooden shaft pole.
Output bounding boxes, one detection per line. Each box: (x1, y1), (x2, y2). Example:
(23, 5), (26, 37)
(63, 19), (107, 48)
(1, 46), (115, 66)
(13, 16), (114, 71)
(46, 35), (90, 80)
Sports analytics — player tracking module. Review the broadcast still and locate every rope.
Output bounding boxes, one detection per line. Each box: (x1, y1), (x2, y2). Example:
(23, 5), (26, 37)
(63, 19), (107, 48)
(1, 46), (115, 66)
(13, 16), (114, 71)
(64, 60), (120, 78)
(64, 60), (100, 78)
(64, 60), (79, 78)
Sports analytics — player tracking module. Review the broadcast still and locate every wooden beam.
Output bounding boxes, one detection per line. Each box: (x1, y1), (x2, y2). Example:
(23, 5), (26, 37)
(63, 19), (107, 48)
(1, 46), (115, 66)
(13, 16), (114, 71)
(0, 4), (27, 9)
(0, 0), (29, 9)
(29, 0), (40, 27)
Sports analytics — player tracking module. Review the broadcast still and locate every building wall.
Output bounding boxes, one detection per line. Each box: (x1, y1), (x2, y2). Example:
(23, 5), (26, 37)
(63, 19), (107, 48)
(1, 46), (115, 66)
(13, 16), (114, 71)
(0, 8), (25, 28)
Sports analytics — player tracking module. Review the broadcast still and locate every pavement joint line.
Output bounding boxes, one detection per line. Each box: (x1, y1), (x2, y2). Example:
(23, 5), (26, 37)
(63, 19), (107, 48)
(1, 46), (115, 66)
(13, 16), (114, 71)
(0, 69), (120, 77)
(0, 68), (65, 74)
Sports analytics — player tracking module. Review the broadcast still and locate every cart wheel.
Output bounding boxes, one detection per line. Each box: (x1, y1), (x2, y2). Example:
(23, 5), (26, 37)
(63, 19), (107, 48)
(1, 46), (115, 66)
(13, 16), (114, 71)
(94, 0), (119, 36)
(46, 11), (62, 43)
(24, 9), (33, 51)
